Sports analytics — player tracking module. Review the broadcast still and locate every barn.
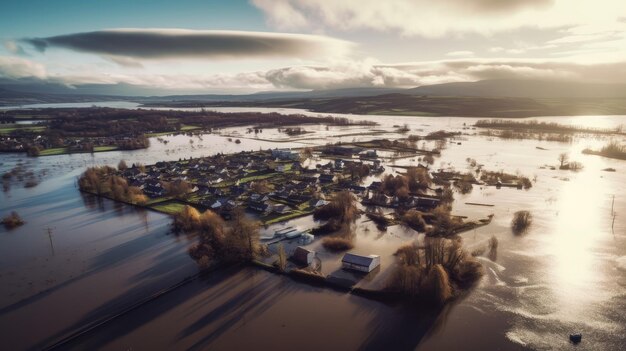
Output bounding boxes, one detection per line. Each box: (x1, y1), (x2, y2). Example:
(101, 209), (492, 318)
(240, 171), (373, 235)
(341, 253), (380, 273)
(292, 246), (315, 265)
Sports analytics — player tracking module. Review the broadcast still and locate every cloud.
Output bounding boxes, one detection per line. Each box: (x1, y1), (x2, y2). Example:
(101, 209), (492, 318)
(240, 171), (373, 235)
(22, 28), (353, 61)
(252, 0), (623, 38)
(446, 51), (474, 57)
(3, 41), (28, 56)
(3, 54), (626, 92)
(265, 59), (626, 89)
(0, 56), (47, 79)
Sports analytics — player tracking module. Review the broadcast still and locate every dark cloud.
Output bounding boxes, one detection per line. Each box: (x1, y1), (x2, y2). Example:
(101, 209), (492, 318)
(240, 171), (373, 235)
(23, 29), (351, 60)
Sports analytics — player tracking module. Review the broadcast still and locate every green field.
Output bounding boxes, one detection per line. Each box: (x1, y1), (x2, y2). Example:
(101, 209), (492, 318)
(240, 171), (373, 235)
(149, 201), (188, 215)
(94, 145), (119, 152)
(39, 147), (69, 156)
(145, 196), (174, 205)
(0, 125), (47, 134)
(38, 145), (120, 156)
(180, 124), (201, 131)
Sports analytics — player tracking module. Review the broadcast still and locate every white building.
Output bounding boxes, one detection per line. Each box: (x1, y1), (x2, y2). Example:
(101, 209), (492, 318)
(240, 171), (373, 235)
(341, 253), (380, 273)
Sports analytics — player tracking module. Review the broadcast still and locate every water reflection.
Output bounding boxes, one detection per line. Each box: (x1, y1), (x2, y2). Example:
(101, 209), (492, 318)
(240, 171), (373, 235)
(548, 165), (610, 317)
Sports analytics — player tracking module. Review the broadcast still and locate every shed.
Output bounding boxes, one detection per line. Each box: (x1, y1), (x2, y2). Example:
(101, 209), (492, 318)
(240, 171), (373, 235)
(292, 246), (315, 265)
(341, 253), (380, 273)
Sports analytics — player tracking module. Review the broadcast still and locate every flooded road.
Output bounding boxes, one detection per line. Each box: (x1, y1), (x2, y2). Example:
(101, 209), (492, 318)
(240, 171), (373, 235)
(0, 102), (625, 350)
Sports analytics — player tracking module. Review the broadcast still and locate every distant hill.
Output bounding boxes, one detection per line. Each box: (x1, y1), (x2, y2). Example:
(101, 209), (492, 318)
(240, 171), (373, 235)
(408, 79), (626, 99)
(2, 78), (626, 117)
(139, 87), (403, 103)
(0, 87), (124, 107)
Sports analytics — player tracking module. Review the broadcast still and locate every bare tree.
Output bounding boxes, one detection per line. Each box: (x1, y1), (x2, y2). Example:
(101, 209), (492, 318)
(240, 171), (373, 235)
(558, 153), (569, 167)
(277, 243), (287, 271)
(117, 159), (128, 170)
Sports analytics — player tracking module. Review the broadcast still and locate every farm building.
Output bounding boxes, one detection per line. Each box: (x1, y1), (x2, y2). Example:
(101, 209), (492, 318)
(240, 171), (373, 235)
(341, 253), (380, 273)
(292, 246), (315, 265)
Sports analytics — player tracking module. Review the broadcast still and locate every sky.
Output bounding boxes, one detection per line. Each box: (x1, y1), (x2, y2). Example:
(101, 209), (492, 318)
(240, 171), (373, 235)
(1, 0), (626, 94)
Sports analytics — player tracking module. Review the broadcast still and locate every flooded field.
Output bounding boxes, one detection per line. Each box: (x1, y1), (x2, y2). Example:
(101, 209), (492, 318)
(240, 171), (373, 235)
(0, 102), (625, 350)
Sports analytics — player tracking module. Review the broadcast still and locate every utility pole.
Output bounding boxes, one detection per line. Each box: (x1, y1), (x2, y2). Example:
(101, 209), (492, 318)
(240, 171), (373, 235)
(611, 195), (615, 215)
(611, 195), (616, 235)
(45, 227), (55, 256)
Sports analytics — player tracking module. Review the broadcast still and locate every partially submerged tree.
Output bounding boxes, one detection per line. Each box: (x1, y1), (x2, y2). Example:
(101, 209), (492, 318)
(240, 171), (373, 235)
(117, 159), (128, 170)
(186, 208), (264, 267)
(300, 147), (313, 160)
(401, 209), (427, 232)
(511, 210), (532, 235)
(313, 190), (358, 223)
(173, 205), (202, 233)
(1, 211), (25, 229)
(387, 237), (483, 306)
(558, 153), (569, 168)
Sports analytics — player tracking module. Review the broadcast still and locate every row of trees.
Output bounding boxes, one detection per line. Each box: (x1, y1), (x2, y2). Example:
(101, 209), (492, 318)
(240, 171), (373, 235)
(386, 237), (483, 305)
(179, 206), (266, 267)
(380, 167), (432, 198)
(313, 191), (360, 252)
(399, 205), (462, 237)
(78, 166), (147, 204)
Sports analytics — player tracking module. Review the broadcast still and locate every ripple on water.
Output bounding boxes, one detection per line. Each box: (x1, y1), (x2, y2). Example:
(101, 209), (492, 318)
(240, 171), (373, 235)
(617, 256), (626, 272)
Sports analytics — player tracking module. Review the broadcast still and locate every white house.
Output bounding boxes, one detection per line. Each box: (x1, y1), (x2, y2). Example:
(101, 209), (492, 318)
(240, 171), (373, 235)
(341, 253), (380, 273)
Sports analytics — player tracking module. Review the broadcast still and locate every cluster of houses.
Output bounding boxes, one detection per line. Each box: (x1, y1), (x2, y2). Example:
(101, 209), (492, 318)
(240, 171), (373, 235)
(117, 146), (446, 224)
(116, 148), (388, 220)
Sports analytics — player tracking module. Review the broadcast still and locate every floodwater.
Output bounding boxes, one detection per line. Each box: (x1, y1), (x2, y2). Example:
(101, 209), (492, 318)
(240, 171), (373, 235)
(0, 102), (625, 350)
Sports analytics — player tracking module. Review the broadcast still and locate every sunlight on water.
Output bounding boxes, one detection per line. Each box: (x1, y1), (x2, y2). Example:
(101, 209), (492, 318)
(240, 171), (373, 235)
(548, 156), (611, 318)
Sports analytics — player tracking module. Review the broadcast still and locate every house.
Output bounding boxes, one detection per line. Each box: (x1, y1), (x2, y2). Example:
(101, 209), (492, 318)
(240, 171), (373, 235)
(229, 185), (246, 196)
(249, 193), (269, 202)
(208, 199), (224, 210)
(349, 185), (367, 194)
(272, 204), (291, 214)
(292, 246), (315, 265)
(318, 174), (337, 183)
(414, 196), (440, 210)
(271, 149), (299, 161)
(220, 200), (237, 218)
(368, 181), (382, 190)
(123, 168), (143, 178)
(341, 253), (381, 273)
(309, 198), (328, 208)
(248, 200), (272, 214)
(144, 184), (166, 198)
(360, 149), (378, 158)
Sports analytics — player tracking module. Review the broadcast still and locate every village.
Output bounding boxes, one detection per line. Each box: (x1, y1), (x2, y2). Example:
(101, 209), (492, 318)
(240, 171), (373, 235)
(76, 136), (512, 304)
(108, 144), (457, 225)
